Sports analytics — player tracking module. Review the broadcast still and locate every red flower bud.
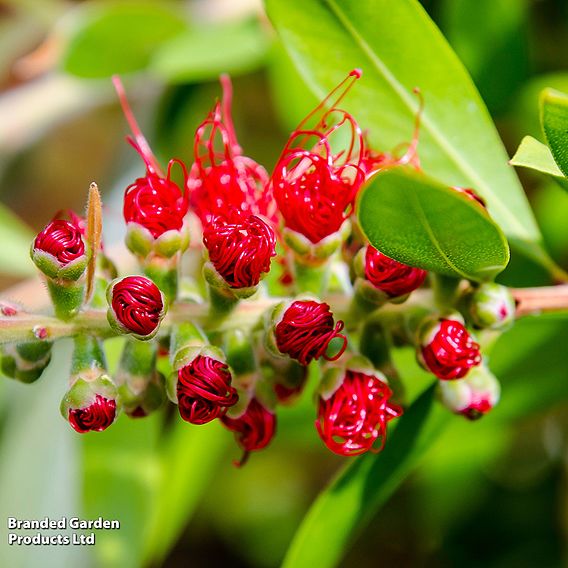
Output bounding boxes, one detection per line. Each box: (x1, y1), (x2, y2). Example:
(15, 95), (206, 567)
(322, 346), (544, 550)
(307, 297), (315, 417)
(420, 318), (481, 380)
(34, 220), (85, 265)
(316, 370), (402, 457)
(203, 212), (276, 288)
(274, 300), (347, 365)
(176, 354), (238, 425)
(113, 76), (188, 241)
(364, 246), (427, 297)
(108, 276), (165, 338)
(272, 70), (365, 243)
(189, 75), (275, 225)
(68, 394), (117, 433)
(221, 398), (276, 466)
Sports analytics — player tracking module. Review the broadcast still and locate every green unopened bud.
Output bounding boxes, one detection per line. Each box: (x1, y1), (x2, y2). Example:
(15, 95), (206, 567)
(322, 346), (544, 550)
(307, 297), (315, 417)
(464, 283), (515, 330)
(1, 340), (53, 384)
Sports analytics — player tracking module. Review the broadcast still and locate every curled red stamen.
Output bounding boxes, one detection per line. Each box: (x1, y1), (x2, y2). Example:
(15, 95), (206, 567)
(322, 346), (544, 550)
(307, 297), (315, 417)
(316, 370), (402, 457)
(364, 246), (427, 297)
(69, 394), (116, 433)
(421, 319), (482, 380)
(177, 355), (238, 425)
(203, 213), (276, 288)
(34, 220), (85, 265)
(110, 276), (164, 337)
(275, 300), (347, 365)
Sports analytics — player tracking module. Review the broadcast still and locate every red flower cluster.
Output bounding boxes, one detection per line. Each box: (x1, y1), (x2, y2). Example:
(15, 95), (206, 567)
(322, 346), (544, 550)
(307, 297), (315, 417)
(113, 76), (188, 240)
(364, 246), (427, 297)
(68, 394), (116, 433)
(203, 212), (276, 288)
(421, 319), (481, 380)
(221, 398), (276, 466)
(34, 220), (85, 265)
(316, 370), (402, 456)
(275, 300), (347, 365)
(110, 276), (164, 337)
(177, 355), (238, 425)
(189, 75), (275, 225)
(272, 70), (365, 244)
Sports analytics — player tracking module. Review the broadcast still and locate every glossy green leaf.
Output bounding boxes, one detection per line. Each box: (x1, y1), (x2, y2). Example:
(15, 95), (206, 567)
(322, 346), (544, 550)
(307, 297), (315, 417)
(0, 201), (35, 276)
(541, 88), (568, 177)
(357, 168), (510, 281)
(62, 3), (186, 78)
(510, 136), (568, 191)
(265, 0), (549, 270)
(150, 19), (269, 84)
(282, 385), (447, 568)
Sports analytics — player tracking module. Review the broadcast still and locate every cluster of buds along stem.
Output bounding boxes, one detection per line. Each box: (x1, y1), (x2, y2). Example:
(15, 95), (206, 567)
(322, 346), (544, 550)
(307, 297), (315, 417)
(0, 69), (517, 463)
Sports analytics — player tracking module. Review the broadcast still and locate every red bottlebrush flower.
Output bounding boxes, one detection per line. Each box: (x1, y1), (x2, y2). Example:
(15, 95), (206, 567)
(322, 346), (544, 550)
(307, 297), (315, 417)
(420, 319), (482, 380)
(316, 370), (402, 457)
(203, 212), (276, 288)
(453, 186), (486, 208)
(364, 246), (427, 297)
(34, 220), (85, 265)
(189, 75), (275, 225)
(176, 354), (238, 425)
(271, 70), (365, 243)
(113, 76), (188, 240)
(109, 276), (165, 338)
(68, 394), (117, 433)
(274, 300), (347, 365)
(221, 398), (276, 466)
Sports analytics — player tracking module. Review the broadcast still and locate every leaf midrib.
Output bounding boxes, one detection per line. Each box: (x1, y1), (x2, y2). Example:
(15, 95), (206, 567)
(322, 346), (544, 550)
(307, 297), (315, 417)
(323, 0), (530, 239)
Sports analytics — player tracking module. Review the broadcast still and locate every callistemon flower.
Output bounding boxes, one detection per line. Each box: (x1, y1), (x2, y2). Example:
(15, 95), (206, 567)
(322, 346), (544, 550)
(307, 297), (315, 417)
(418, 317), (482, 380)
(176, 354), (238, 425)
(271, 300), (347, 365)
(363, 245), (427, 298)
(107, 276), (166, 340)
(438, 366), (500, 420)
(316, 369), (402, 456)
(32, 219), (88, 281)
(189, 75), (275, 225)
(271, 70), (365, 245)
(221, 398), (276, 466)
(113, 76), (189, 257)
(202, 212), (276, 289)
(69, 394), (117, 433)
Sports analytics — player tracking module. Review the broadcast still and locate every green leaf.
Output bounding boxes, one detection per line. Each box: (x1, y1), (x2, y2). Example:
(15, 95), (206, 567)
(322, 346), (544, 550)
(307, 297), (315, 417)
(61, 3), (186, 78)
(510, 136), (568, 191)
(150, 19), (269, 84)
(0, 201), (35, 276)
(265, 0), (548, 269)
(541, 88), (568, 177)
(142, 419), (228, 565)
(357, 168), (510, 281)
(282, 385), (448, 568)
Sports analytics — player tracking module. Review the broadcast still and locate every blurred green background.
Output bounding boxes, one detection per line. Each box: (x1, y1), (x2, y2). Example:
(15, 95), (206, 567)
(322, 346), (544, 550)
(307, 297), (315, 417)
(0, 0), (567, 567)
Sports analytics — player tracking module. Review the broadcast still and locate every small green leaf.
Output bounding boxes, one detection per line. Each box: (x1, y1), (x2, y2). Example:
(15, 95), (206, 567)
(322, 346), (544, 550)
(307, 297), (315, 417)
(357, 168), (510, 281)
(62, 3), (186, 78)
(541, 88), (568, 177)
(282, 385), (448, 568)
(0, 201), (35, 277)
(150, 19), (269, 84)
(510, 135), (568, 191)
